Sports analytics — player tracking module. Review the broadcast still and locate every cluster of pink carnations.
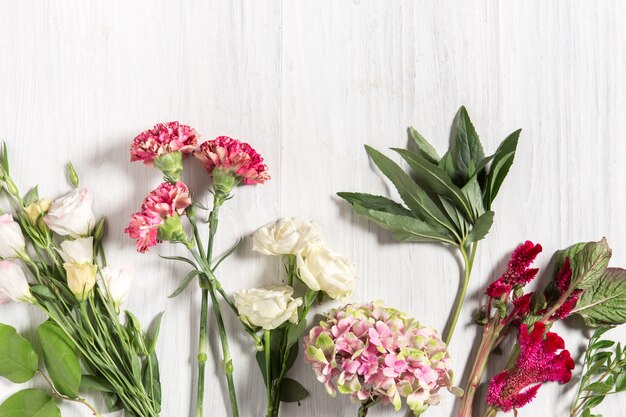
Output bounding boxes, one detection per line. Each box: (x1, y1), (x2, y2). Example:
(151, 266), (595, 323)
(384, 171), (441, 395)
(304, 302), (456, 415)
(125, 122), (269, 252)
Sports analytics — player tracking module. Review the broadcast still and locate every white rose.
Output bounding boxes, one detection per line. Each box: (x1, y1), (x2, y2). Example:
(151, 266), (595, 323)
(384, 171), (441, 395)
(44, 188), (96, 237)
(0, 260), (34, 303)
(99, 266), (133, 308)
(60, 237), (94, 264)
(253, 218), (323, 256)
(0, 214), (26, 259)
(233, 285), (303, 330)
(297, 246), (356, 300)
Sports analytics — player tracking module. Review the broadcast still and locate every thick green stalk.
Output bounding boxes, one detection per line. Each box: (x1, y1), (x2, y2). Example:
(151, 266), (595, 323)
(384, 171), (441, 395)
(196, 287), (209, 417)
(445, 243), (478, 345)
(265, 330), (273, 417)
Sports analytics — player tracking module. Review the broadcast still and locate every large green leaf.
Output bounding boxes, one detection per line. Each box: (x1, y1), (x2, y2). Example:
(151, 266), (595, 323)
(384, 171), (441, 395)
(0, 323), (38, 383)
(466, 211), (494, 243)
(573, 268), (626, 326)
(461, 176), (485, 218)
(337, 192), (413, 217)
(449, 106), (485, 185)
(0, 389), (60, 417)
(353, 204), (456, 244)
(408, 127), (440, 164)
(280, 378), (309, 403)
(570, 239), (612, 290)
(391, 148), (474, 221)
(37, 321), (81, 398)
(483, 129), (520, 209)
(363, 146), (454, 233)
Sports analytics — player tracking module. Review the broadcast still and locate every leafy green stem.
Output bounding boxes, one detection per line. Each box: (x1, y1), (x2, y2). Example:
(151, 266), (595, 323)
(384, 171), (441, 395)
(445, 242), (478, 345)
(39, 370), (103, 417)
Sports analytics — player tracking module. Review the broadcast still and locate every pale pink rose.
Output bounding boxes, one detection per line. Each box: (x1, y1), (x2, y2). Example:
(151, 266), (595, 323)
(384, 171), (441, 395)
(44, 188), (96, 237)
(0, 260), (34, 303)
(0, 214), (26, 258)
(130, 121), (198, 164)
(193, 136), (270, 184)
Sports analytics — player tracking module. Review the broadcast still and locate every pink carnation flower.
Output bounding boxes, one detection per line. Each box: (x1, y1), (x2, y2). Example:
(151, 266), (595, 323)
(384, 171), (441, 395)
(304, 302), (456, 415)
(486, 322), (575, 412)
(125, 182), (192, 253)
(193, 136), (270, 185)
(130, 121), (198, 164)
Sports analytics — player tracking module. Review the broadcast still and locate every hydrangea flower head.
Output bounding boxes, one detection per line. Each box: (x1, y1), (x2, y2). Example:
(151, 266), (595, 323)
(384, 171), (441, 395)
(194, 136), (270, 190)
(486, 322), (574, 412)
(304, 302), (457, 415)
(125, 182), (192, 252)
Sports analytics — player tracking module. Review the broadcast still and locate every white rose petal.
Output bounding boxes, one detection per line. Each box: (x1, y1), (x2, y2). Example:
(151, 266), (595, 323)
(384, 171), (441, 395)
(60, 237), (94, 264)
(0, 214), (26, 259)
(297, 245), (356, 300)
(0, 260), (33, 303)
(44, 187), (96, 237)
(233, 285), (303, 330)
(99, 266), (133, 307)
(253, 218), (324, 256)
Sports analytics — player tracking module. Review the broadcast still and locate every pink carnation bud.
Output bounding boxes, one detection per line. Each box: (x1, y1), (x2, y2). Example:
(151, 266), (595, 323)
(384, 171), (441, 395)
(130, 121), (198, 164)
(193, 136), (270, 186)
(486, 322), (574, 412)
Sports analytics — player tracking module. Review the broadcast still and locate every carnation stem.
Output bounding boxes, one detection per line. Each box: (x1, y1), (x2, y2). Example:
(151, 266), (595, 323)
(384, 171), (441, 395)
(196, 287), (209, 417)
(264, 330), (274, 417)
(445, 242), (478, 345)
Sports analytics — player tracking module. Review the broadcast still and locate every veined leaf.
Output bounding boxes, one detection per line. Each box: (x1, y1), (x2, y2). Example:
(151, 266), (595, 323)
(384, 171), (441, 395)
(461, 176), (485, 218)
(571, 239), (612, 290)
(466, 211), (494, 243)
(337, 192), (413, 217)
(0, 323), (38, 383)
(0, 389), (60, 417)
(449, 106), (485, 185)
(37, 321), (81, 398)
(391, 148), (474, 221)
(408, 127), (440, 164)
(353, 204), (456, 244)
(280, 378), (309, 403)
(484, 129), (520, 210)
(439, 196), (467, 236)
(573, 268), (626, 327)
(364, 145), (454, 233)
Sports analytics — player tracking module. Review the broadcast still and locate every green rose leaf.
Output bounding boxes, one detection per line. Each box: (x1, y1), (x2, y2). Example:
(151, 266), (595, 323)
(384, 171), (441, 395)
(449, 106), (485, 185)
(573, 268), (626, 327)
(37, 321), (81, 398)
(279, 378), (309, 403)
(0, 389), (60, 417)
(0, 323), (38, 383)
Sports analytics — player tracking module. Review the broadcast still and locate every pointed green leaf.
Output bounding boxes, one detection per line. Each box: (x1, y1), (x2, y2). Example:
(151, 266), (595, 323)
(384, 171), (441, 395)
(0, 389), (60, 417)
(37, 321), (81, 398)
(462, 176), (485, 218)
(23, 186), (39, 206)
(364, 146), (454, 233)
(0, 323), (38, 383)
(168, 270), (201, 298)
(449, 106), (485, 185)
(408, 127), (440, 164)
(213, 238), (244, 271)
(142, 351), (161, 411)
(280, 378), (309, 403)
(286, 319), (307, 348)
(337, 192), (413, 217)
(1, 142), (9, 175)
(483, 129), (520, 209)
(466, 211), (494, 243)
(353, 204), (456, 244)
(391, 148), (474, 221)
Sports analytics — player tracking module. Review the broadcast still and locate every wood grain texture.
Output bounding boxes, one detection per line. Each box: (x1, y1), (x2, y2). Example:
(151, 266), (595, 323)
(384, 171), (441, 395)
(1, 1), (625, 416)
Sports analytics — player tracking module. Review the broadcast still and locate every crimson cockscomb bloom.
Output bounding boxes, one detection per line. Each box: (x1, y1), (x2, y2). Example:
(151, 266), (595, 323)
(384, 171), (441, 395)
(549, 258), (585, 320)
(485, 241), (542, 298)
(486, 322), (574, 412)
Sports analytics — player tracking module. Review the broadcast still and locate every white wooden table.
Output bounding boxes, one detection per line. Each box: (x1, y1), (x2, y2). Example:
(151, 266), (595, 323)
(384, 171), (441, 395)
(1, 1), (625, 416)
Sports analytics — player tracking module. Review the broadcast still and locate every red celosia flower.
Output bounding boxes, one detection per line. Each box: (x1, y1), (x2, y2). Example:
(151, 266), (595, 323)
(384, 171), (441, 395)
(486, 322), (574, 412)
(125, 182), (192, 253)
(130, 121), (198, 164)
(512, 292), (533, 316)
(193, 136), (270, 185)
(486, 241), (542, 298)
(549, 258), (584, 320)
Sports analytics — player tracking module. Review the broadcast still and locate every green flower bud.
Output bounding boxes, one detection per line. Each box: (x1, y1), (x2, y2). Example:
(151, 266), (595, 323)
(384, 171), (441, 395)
(154, 151), (184, 183)
(212, 168), (241, 203)
(93, 217), (106, 242)
(66, 161), (80, 188)
(157, 213), (188, 243)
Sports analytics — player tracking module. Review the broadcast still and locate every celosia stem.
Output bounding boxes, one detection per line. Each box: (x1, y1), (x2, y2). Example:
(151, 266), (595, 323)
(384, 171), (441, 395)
(458, 318), (501, 417)
(482, 406), (498, 417)
(445, 243), (478, 345)
(264, 330), (274, 417)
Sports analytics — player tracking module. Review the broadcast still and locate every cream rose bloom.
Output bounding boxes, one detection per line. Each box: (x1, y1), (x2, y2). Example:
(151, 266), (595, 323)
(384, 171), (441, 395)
(0, 214), (26, 259)
(0, 260), (34, 303)
(44, 188), (96, 237)
(99, 266), (133, 308)
(253, 218), (323, 256)
(297, 246), (356, 300)
(233, 285), (303, 330)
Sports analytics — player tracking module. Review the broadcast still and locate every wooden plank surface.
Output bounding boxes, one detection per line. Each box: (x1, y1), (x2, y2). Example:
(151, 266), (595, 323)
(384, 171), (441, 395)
(1, 1), (625, 416)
